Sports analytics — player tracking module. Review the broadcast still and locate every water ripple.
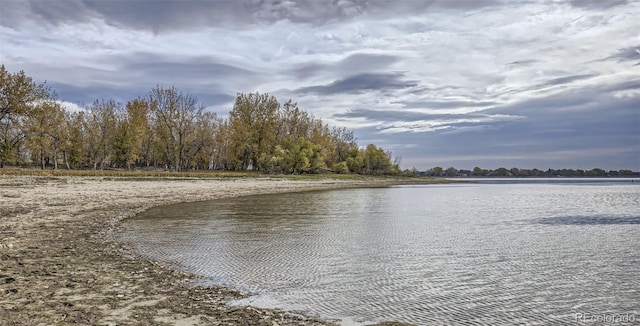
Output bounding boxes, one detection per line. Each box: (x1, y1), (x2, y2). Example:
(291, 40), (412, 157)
(121, 184), (640, 325)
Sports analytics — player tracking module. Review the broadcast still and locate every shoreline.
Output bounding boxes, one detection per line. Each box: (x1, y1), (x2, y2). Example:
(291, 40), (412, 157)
(0, 175), (445, 325)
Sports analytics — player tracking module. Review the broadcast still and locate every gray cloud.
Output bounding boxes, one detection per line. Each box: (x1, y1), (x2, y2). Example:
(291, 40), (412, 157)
(28, 0), (88, 24)
(394, 100), (497, 110)
(334, 108), (524, 134)
(84, 1), (251, 33)
(292, 53), (400, 80)
(599, 79), (640, 93)
(0, 0), (87, 29)
(2, 0), (637, 170)
(337, 109), (445, 121)
(606, 45), (640, 65)
(507, 59), (538, 66)
(490, 80), (640, 117)
(8, 52), (247, 108)
(402, 85), (462, 95)
(339, 53), (399, 69)
(296, 73), (417, 95)
(540, 74), (598, 87)
(569, 0), (628, 9)
(364, 81), (640, 169)
(0, 0), (246, 31)
(50, 81), (235, 111)
(491, 73), (602, 98)
(48, 82), (148, 108)
(0, 0), (505, 32)
(117, 53), (255, 83)
(335, 109), (512, 122)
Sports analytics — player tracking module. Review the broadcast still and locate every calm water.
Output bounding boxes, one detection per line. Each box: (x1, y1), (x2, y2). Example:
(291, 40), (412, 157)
(121, 180), (640, 325)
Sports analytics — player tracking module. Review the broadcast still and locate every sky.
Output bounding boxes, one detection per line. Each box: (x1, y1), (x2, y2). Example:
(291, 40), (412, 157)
(1, 0), (639, 170)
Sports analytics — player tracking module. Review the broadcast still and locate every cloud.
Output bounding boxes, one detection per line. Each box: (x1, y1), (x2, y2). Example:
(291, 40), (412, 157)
(539, 74), (598, 87)
(394, 100), (498, 110)
(605, 45), (640, 65)
(5, 51), (245, 109)
(292, 53), (400, 80)
(507, 59), (538, 66)
(116, 53), (257, 88)
(49, 81), (235, 112)
(48, 82), (148, 108)
(296, 72), (417, 95)
(57, 100), (84, 113)
(122, 55), (251, 76)
(2, 0), (638, 170)
(334, 108), (520, 123)
(569, 0), (628, 9)
(366, 82), (640, 169)
(0, 0), (86, 29)
(333, 108), (525, 134)
(0, 0), (505, 33)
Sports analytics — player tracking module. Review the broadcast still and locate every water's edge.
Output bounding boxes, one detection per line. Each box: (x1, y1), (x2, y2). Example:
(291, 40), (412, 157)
(114, 178), (453, 325)
(119, 179), (639, 325)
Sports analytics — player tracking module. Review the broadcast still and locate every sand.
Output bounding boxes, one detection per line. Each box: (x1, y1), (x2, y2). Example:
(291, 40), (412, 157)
(0, 175), (427, 325)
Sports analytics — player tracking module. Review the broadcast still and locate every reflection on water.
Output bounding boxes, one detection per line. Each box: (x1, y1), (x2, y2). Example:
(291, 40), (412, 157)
(121, 181), (640, 325)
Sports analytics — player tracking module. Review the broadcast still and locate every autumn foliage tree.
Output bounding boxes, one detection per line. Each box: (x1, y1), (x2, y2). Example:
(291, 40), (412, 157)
(0, 67), (401, 175)
(24, 101), (66, 169)
(0, 65), (52, 167)
(228, 92), (278, 171)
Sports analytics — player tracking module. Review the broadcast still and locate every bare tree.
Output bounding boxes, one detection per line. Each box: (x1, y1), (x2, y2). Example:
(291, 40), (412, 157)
(148, 86), (203, 171)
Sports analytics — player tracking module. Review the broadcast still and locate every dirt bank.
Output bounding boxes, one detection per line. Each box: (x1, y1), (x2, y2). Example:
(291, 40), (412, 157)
(0, 175), (431, 325)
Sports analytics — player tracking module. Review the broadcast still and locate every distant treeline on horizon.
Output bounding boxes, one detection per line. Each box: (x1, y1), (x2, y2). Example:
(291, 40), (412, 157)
(420, 166), (640, 178)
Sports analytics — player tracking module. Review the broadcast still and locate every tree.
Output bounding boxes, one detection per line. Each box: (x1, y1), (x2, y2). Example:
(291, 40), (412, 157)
(46, 105), (69, 170)
(84, 99), (119, 169)
(113, 98), (149, 169)
(0, 109), (26, 167)
(0, 65), (51, 167)
(473, 166), (487, 176)
(587, 168), (606, 177)
(25, 101), (65, 169)
(187, 111), (220, 170)
(228, 92), (279, 171)
(63, 111), (86, 169)
(345, 148), (365, 173)
(211, 120), (230, 170)
(330, 126), (357, 164)
(1, 72), (410, 175)
(277, 99), (310, 145)
(431, 166), (444, 176)
(445, 167), (458, 177)
(402, 167), (419, 176)
(291, 137), (325, 173)
(362, 144), (394, 175)
(149, 86), (203, 171)
(495, 167), (510, 176)
(331, 161), (349, 174)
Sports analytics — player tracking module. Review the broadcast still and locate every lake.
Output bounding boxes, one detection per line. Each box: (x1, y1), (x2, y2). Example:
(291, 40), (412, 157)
(120, 179), (640, 325)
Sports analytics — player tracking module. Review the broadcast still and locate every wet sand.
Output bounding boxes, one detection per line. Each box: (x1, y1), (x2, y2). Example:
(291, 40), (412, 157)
(0, 175), (430, 325)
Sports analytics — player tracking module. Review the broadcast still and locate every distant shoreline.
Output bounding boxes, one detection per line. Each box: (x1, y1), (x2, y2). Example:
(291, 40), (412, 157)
(0, 175), (447, 325)
(447, 177), (638, 180)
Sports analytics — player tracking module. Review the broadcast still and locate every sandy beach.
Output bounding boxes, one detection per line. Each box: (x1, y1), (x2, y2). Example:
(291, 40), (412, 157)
(0, 175), (427, 325)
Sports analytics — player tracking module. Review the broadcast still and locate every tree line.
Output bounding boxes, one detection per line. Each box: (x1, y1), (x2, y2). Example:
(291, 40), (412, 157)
(0, 65), (401, 175)
(423, 166), (639, 177)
